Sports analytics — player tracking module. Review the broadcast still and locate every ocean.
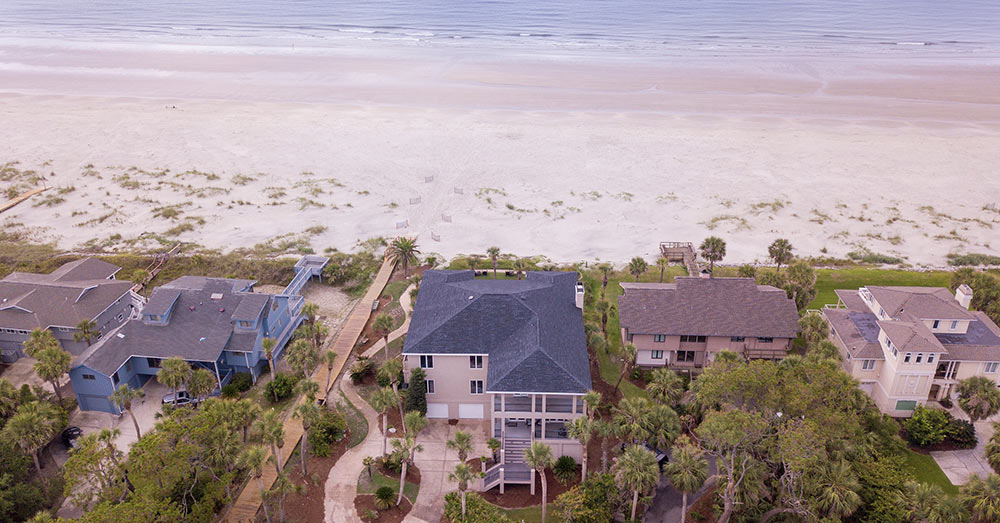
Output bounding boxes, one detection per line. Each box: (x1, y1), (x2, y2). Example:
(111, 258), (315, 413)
(1, 0), (1000, 57)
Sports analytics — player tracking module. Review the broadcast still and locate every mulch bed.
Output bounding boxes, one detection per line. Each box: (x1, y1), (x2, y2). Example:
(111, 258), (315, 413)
(356, 373), (404, 433)
(375, 461), (422, 485)
(355, 264), (428, 355)
(480, 466), (577, 508)
(353, 463), (421, 523)
(688, 483), (719, 522)
(279, 409), (353, 523)
(908, 440), (970, 454)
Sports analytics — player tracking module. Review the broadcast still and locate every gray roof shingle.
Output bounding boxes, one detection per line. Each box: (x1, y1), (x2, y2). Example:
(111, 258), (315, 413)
(403, 271), (591, 394)
(618, 277), (800, 338)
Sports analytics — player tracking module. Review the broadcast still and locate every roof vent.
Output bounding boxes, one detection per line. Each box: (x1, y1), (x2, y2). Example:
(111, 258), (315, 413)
(190, 306), (196, 311)
(219, 308), (225, 312)
(211, 293), (223, 300)
(116, 333), (125, 338)
(468, 295), (474, 300)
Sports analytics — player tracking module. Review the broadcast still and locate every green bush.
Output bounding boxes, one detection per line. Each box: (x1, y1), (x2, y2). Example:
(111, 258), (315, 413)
(554, 455), (578, 485)
(374, 486), (395, 510)
(903, 406), (951, 446)
(847, 249), (903, 265)
(265, 372), (298, 402)
(444, 492), (513, 523)
(231, 372), (253, 392)
(376, 368), (391, 387)
(405, 368), (427, 416)
(0, 440), (47, 522)
(350, 357), (374, 384)
(947, 418), (977, 448)
(220, 384), (240, 399)
(380, 452), (403, 474)
(552, 473), (619, 523)
(309, 409), (349, 457)
(948, 253), (1000, 266)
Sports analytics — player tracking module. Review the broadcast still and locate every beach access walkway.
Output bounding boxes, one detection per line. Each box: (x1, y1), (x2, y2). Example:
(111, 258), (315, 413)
(362, 282), (416, 358)
(225, 257), (397, 522)
(0, 186), (47, 214)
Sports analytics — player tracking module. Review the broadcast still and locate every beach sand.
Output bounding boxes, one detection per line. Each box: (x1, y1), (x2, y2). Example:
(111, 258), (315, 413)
(1, 43), (998, 265)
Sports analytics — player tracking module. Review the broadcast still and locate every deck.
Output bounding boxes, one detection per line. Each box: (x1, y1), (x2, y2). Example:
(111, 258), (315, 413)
(660, 241), (700, 276)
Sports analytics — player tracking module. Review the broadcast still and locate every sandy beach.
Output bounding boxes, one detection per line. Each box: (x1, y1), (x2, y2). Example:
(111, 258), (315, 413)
(1, 42), (999, 265)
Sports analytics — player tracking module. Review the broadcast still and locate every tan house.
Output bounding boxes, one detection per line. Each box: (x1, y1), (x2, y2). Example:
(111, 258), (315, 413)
(617, 277), (800, 369)
(823, 284), (1000, 417)
(402, 270), (591, 492)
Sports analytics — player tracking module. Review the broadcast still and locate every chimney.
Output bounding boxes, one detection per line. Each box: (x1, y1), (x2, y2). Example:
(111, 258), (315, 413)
(575, 281), (585, 309)
(956, 284), (973, 310)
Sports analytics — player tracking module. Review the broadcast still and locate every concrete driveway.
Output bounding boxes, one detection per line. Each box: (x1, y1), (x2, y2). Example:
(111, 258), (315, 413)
(404, 420), (490, 523)
(931, 417), (996, 485)
(1, 358), (48, 388)
(646, 456), (718, 522)
(64, 378), (170, 455)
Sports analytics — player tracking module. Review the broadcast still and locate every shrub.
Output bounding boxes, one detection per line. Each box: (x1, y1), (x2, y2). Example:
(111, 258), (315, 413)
(553, 473), (619, 523)
(361, 509), (379, 522)
(940, 396), (953, 409)
(374, 486), (395, 510)
(947, 418), (977, 448)
(376, 368), (391, 387)
(903, 406), (950, 447)
(553, 455), (578, 485)
(309, 409), (349, 457)
(444, 492), (513, 523)
(948, 253), (1000, 266)
(231, 372), (253, 392)
(221, 384), (240, 399)
(405, 368), (427, 416)
(350, 357), (374, 384)
(380, 452), (404, 474)
(265, 372), (298, 402)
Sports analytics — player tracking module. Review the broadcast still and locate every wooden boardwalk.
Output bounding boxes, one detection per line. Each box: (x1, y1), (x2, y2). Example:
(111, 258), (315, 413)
(225, 257), (397, 522)
(0, 186), (48, 214)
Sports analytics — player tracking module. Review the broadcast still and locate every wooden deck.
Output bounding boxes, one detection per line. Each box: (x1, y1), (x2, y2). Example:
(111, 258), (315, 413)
(0, 186), (48, 214)
(660, 241), (700, 276)
(224, 257), (397, 522)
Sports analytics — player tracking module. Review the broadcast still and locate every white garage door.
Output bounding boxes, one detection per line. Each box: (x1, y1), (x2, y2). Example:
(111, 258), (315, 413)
(427, 403), (448, 419)
(458, 404), (484, 419)
(859, 382), (875, 395)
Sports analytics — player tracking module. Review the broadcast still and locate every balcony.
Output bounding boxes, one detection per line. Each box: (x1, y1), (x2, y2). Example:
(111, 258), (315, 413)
(545, 397), (574, 413)
(503, 396), (533, 412)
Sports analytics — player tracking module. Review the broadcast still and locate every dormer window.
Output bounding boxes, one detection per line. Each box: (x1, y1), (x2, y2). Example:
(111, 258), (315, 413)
(932, 320), (940, 329)
(916, 353), (923, 363)
(950, 320), (959, 330)
(903, 353), (912, 363)
(237, 320), (254, 329)
(148, 314), (162, 322)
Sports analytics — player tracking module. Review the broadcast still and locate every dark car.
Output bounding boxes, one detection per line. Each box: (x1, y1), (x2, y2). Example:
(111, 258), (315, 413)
(62, 426), (83, 448)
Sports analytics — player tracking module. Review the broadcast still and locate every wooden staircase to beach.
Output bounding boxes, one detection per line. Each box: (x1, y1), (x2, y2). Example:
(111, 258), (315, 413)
(660, 241), (700, 276)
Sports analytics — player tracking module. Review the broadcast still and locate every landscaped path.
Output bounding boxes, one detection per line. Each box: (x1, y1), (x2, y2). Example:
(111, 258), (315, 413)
(362, 283), (415, 359)
(225, 257), (396, 522)
(323, 378), (383, 522)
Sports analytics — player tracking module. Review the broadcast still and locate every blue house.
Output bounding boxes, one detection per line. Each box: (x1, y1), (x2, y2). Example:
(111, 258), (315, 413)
(69, 256), (328, 413)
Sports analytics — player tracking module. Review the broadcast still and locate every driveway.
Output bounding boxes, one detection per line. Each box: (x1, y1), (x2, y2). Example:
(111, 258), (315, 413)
(404, 419), (490, 523)
(931, 416), (996, 486)
(1, 357), (48, 388)
(646, 457), (718, 523)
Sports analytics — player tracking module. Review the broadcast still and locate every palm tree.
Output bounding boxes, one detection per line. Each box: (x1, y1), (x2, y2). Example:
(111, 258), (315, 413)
(448, 462), (478, 519)
(446, 431), (474, 463)
(628, 257), (648, 282)
(512, 258), (527, 280)
(566, 417), (594, 479)
(699, 236), (727, 277)
(322, 350), (337, 399)
(23, 328), (58, 358)
(582, 390), (602, 421)
(595, 300), (614, 340)
(372, 313), (394, 362)
(0, 378), (18, 419)
(647, 368), (684, 406)
(231, 398), (261, 444)
(110, 383), (145, 438)
(613, 396), (650, 445)
(293, 400), (320, 475)
(370, 387), (397, 456)
(33, 345), (71, 402)
(158, 356), (191, 407)
(73, 319), (99, 346)
(961, 473), (1000, 522)
(957, 376), (1000, 424)
(239, 446), (273, 523)
(524, 442), (554, 523)
(286, 338), (318, 378)
(613, 343), (637, 398)
(987, 424), (1000, 475)
(663, 436), (708, 523)
(296, 379), (320, 402)
(817, 460), (862, 519)
(487, 246), (501, 279)
(302, 302), (319, 325)
(387, 236), (421, 277)
(615, 444), (660, 521)
(187, 368), (216, 404)
(595, 418), (619, 473)
(253, 409), (286, 476)
(598, 264), (612, 296)
(261, 337), (277, 380)
(768, 238), (794, 273)
(2, 402), (60, 476)
(380, 359), (407, 434)
(656, 258), (670, 283)
(391, 436), (423, 506)
(799, 313), (830, 347)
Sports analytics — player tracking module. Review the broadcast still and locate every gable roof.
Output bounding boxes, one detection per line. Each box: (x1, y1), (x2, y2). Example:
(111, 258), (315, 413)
(0, 259), (133, 331)
(403, 270), (591, 394)
(618, 277), (800, 338)
(823, 308), (885, 360)
(867, 286), (973, 321)
(878, 319), (944, 353)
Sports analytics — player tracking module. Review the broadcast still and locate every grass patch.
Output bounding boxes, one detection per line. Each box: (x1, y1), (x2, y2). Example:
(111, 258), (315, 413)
(901, 449), (957, 495)
(846, 249), (904, 265)
(807, 268), (951, 309)
(948, 253), (1000, 266)
(383, 280), (411, 302)
(499, 505), (548, 523)
(339, 391), (369, 448)
(357, 470), (419, 503)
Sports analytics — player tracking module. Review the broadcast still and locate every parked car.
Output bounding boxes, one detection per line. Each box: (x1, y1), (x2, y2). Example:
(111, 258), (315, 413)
(62, 426), (83, 448)
(161, 390), (202, 407)
(621, 441), (667, 464)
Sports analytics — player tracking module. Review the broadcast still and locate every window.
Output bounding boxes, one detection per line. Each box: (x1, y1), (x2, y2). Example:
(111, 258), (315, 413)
(928, 353), (936, 364)
(676, 350), (695, 362)
(932, 320), (940, 329)
(420, 355), (434, 369)
(731, 336), (745, 342)
(148, 314), (162, 322)
(986, 362), (999, 374)
(469, 356), (483, 369)
(895, 400), (917, 411)
(651, 350), (664, 359)
(878, 307), (885, 318)
(862, 359), (876, 370)
(903, 353), (912, 363)
(426, 380), (435, 394)
(470, 380), (484, 394)
(147, 357), (161, 368)
(916, 353), (923, 363)
(950, 320), (959, 330)
(757, 337), (774, 343)
(238, 320), (253, 328)
(680, 335), (706, 343)
(82, 374), (96, 380)
(653, 334), (666, 343)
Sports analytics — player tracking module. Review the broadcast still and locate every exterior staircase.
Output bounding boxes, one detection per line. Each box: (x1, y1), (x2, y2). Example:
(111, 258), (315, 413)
(504, 438), (530, 463)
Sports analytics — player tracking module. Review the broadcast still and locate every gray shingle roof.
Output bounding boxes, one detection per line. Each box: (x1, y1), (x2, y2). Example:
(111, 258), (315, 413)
(143, 289), (181, 317)
(618, 277), (800, 338)
(936, 311), (1000, 362)
(232, 294), (269, 322)
(878, 319), (944, 353)
(867, 286), (973, 321)
(403, 271), (591, 394)
(823, 308), (885, 360)
(0, 259), (133, 331)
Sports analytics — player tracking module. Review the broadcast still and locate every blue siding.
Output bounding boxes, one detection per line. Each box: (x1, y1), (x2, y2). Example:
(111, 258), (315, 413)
(69, 364), (117, 413)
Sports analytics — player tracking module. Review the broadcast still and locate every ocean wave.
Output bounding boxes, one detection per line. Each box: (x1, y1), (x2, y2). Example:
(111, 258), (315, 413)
(0, 61), (175, 76)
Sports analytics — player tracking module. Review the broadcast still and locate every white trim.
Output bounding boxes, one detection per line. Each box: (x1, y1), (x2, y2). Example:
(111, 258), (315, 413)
(487, 390), (584, 396)
(404, 352), (488, 357)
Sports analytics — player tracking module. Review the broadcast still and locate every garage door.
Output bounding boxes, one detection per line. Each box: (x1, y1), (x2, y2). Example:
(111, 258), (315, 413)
(427, 403), (448, 419)
(859, 382), (874, 395)
(458, 404), (483, 419)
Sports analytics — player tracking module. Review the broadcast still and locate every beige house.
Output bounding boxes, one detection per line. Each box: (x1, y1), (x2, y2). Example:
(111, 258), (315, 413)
(823, 284), (1000, 417)
(402, 270), (591, 492)
(617, 277), (800, 369)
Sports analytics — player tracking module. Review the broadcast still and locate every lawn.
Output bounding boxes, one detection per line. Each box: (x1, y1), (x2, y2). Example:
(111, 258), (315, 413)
(902, 448), (958, 495)
(499, 505), (549, 523)
(808, 268), (952, 310)
(339, 391), (369, 448)
(357, 469), (420, 503)
(383, 279), (412, 302)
